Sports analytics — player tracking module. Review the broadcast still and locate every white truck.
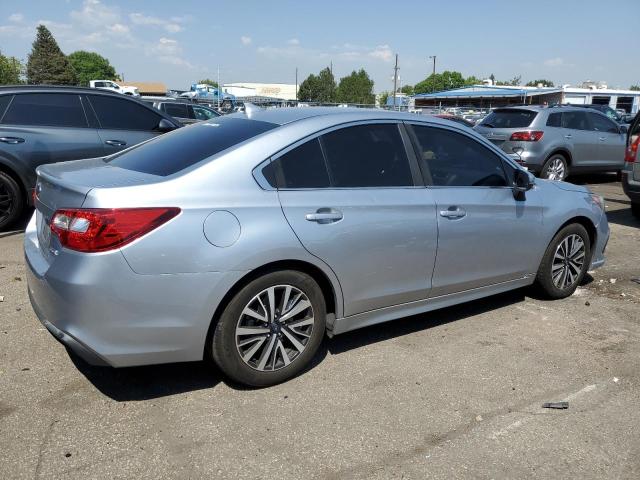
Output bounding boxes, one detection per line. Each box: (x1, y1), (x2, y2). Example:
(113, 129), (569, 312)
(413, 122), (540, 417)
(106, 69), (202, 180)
(89, 80), (140, 97)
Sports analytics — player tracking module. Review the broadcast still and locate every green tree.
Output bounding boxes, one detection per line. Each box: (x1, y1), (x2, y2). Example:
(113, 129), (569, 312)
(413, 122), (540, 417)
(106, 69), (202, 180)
(630, 85), (640, 91)
(297, 67), (336, 103)
(400, 84), (414, 95)
(495, 75), (521, 86)
(336, 69), (375, 105)
(414, 70), (470, 94)
(26, 25), (77, 85)
(0, 50), (23, 85)
(198, 78), (219, 88)
(68, 51), (117, 86)
(526, 79), (555, 87)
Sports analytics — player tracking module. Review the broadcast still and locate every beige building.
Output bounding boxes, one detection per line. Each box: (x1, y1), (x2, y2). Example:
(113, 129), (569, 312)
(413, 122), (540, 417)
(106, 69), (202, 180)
(222, 82), (298, 100)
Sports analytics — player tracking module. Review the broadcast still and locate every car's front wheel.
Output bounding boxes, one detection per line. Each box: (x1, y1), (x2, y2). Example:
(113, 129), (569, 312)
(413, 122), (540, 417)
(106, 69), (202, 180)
(541, 154), (569, 181)
(211, 271), (326, 387)
(535, 223), (591, 299)
(0, 171), (24, 230)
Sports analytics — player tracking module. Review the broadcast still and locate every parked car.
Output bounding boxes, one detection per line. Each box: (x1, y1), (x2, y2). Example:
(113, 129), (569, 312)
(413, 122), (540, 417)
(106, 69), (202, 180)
(434, 114), (475, 128)
(622, 112), (640, 217)
(474, 106), (627, 180)
(0, 86), (181, 229)
(89, 80), (140, 97)
(25, 108), (609, 386)
(139, 97), (221, 124)
(571, 104), (629, 124)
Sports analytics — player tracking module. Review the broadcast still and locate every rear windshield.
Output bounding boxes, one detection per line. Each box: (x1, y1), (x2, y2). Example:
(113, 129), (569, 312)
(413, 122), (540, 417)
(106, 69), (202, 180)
(480, 109), (538, 128)
(107, 117), (278, 176)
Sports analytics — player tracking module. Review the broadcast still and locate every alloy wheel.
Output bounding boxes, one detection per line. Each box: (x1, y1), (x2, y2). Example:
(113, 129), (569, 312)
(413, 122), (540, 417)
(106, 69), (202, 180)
(545, 157), (566, 181)
(0, 182), (15, 226)
(235, 285), (315, 372)
(552, 234), (585, 289)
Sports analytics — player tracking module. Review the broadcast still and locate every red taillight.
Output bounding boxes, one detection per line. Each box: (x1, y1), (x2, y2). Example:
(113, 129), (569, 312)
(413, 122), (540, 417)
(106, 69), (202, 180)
(510, 131), (544, 142)
(50, 207), (180, 253)
(625, 136), (639, 164)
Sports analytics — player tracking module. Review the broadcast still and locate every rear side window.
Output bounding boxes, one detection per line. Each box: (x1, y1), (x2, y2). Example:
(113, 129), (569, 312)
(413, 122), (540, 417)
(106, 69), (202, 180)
(480, 109), (538, 128)
(546, 112), (561, 127)
(411, 125), (507, 187)
(562, 111), (589, 130)
(88, 94), (163, 131)
(320, 124), (413, 187)
(107, 117), (278, 176)
(2, 93), (87, 128)
(162, 103), (189, 118)
(263, 139), (330, 189)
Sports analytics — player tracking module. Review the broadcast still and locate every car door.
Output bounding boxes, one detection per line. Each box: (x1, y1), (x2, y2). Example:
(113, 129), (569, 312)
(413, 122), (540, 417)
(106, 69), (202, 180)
(85, 94), (168, 154)
(407, 123), (544, 297)
(0, 92), (104, 187)
(273, 122), (438, 317)
(560, 111), (598, 169)
(587, 112), (626, 169)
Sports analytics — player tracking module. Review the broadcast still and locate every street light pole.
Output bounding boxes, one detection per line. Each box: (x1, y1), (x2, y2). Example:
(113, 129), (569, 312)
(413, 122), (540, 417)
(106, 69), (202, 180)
(392, 54), (399, 111)
(429, 55), (436, 93)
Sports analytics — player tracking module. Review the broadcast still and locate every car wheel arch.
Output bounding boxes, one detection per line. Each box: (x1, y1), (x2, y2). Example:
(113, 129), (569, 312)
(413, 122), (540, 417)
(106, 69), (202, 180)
(202, 259), (342, 359)
(552, 216), (597, 250)
(0, 160), (29, 205)
(546, 149), (572, 166)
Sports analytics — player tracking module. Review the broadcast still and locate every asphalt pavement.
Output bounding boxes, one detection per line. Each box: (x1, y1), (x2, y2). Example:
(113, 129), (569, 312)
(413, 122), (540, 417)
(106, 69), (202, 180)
(1, 174), (639, 479)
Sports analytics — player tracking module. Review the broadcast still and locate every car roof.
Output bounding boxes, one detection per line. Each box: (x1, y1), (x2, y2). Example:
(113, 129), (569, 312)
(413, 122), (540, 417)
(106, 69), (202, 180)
(0, 84), (123, 96)
(229, 107), (458, 127)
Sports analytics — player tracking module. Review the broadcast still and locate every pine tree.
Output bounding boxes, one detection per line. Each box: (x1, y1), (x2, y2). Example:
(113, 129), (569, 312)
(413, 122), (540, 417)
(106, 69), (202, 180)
(26, 25), (77, 85)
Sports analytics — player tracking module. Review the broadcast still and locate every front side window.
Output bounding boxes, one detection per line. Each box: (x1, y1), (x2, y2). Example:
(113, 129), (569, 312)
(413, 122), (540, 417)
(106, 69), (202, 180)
(411, 125), (507, 187)
(263, 138), (330, 188)
(192, 105), (219, 120)
(88, 94), (163, 131)
(320, 124), (413, 187)
(588, 113), (618, 133)
(561, 111), (589, 130)
(2, 93), (87, 128)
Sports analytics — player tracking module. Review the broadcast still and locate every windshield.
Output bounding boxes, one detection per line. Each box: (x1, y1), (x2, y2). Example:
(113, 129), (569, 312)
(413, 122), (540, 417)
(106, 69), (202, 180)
(480, 109), (538, 128)
(107, 117), (278, 176)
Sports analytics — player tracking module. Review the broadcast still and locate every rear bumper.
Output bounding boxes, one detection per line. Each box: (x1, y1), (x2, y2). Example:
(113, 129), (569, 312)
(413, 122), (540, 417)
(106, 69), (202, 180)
(24, 213), (247, 368)
(621, 171), (640, 202)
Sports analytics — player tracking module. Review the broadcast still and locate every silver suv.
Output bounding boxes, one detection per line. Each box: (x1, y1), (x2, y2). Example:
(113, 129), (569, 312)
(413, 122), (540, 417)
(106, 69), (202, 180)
(474, 106), (627, 180)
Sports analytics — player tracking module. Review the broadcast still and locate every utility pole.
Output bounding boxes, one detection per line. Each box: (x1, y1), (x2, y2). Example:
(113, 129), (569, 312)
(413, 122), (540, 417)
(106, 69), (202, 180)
(429, 55), (436, 93)
(392, 54), (399, 111)
(217, 65), (220, 109)
(295, 67), (298, 102)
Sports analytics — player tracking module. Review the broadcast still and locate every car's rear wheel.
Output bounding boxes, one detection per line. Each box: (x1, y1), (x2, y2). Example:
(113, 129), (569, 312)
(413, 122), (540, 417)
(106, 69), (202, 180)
(541, 154), (569, 181)
(534, 223), (591, 299)
(211, 270), (326, 387)
(0, 171), (24, 230)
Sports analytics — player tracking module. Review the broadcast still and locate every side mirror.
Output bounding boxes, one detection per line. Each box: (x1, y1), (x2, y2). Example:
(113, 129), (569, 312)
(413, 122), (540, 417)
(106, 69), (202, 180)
(513, 168), (534, 199)
(620, 124), (629, 134)
(155, 118), (177, 133)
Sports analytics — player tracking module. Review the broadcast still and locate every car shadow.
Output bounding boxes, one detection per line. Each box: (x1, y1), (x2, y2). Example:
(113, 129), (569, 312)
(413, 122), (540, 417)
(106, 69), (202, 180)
(71, 290), (527, 400)
(0, 207), (33, 237)
(568, 173), (620, 185)
(605, 206), (640, 228)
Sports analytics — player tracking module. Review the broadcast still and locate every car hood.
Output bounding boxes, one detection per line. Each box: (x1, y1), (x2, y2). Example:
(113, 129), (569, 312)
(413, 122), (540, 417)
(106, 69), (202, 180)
(540, 179), (591, 194)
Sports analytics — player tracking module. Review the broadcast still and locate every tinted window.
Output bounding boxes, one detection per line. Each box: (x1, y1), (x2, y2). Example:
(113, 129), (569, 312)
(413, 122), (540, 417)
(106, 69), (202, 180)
(546, 112), (561, 127)
(411, 125), (507, 187)
(263, 139), (330, 188)
(0, 95), (12, 121)
(480, 109), (537, 128)
(88, 95), (163, 130)
(192, 105), (219, 120)
(2, 93), (87, 128)
(588, 113), (618, 133)
(562, 111), (589, 130)
(320, 124), (413, 187)
(108, 117), (277, 176)
(162, 103), (190, 118)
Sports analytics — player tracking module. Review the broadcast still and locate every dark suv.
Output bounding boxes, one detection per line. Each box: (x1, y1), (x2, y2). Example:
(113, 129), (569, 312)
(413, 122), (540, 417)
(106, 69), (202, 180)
(0, 86), (180, 229)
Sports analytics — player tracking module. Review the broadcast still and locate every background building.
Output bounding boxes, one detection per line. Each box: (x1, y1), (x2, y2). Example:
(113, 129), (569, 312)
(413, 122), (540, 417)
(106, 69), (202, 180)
(222, 82), (298, 101)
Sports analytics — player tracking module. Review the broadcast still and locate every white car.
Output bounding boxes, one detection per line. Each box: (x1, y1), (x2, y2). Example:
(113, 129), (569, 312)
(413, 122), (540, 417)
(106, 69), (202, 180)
(89, 80), (140, 97)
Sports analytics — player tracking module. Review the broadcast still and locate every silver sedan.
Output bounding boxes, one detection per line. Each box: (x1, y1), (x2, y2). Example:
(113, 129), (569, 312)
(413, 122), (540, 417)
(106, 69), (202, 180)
(25, 108), (609, 386)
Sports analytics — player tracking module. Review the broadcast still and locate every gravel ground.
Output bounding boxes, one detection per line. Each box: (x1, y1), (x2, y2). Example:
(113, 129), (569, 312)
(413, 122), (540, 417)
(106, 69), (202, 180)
(1, 174), (639, 479)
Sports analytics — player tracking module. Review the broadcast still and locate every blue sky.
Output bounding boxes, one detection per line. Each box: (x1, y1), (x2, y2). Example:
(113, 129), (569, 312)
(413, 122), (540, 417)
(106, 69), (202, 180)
(0, 0), (637, 92)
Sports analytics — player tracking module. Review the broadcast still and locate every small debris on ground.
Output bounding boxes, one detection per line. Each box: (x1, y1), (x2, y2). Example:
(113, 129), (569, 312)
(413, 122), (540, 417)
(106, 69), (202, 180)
(0, 295), (4, 302)
(585, 301), (590, 306)
(609, 278), (617, 284)
(542, 402), (569, 409)
(613, 377), (620, 383)
(475, 415), (483, 422)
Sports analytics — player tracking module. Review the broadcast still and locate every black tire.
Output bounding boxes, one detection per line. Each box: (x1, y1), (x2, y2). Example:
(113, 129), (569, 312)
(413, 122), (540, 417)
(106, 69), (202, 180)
(0, 171), (24, 230)
(540, 154), (569, 181)
(631, 202), (640, 219)
(535, 223), (591, 299)
(211, 270), (326, 387)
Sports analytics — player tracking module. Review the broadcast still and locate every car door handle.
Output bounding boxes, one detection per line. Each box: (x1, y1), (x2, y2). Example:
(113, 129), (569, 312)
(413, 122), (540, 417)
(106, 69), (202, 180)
(105, 140), (127, 146)
(440, 207), (466, 219)
(599, 137), (606, 141)
(305, 209), (343, 223)
(0, 137), (25, 144)
(564, 134), (572, 139)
